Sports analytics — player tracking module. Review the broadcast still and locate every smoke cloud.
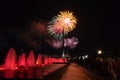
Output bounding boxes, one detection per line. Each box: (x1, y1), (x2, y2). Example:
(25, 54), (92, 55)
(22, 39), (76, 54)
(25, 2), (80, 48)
(46, 37), (79, 49)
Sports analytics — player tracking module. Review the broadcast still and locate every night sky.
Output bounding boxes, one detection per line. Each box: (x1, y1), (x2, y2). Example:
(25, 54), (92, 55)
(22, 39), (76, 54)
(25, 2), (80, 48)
(0, 0), (120, 56)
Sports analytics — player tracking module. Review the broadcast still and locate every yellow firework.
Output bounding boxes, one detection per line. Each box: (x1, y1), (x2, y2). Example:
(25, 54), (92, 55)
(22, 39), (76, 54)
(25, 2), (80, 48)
(56, 10), (77, 33)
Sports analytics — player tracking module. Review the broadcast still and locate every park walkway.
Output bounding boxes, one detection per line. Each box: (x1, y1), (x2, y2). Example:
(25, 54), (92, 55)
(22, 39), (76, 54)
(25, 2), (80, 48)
(60, 63), (92, 80)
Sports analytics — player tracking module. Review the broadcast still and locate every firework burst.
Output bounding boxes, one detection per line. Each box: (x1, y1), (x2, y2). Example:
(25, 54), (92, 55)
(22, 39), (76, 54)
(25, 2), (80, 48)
(47, 10), (77, 39)
(56, 11), (77, 33)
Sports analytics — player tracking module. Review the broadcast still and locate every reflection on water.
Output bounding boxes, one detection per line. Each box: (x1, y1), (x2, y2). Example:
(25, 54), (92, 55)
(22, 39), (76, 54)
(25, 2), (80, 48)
(0, 64), (67, 78)
(27, 69), (35, 78)
(36, 69), (42, 78)
(0, 67), (45, 78)
(3, 70), (15, 78)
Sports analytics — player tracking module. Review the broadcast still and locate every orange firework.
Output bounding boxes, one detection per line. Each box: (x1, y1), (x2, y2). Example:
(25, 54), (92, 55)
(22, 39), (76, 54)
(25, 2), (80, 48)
(56, 10), (77, 33)
(47, 10), (77, 39)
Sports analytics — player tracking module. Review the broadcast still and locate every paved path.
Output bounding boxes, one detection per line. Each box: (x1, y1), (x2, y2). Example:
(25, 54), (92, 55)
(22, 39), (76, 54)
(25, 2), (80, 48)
(60, 63), (92, 80)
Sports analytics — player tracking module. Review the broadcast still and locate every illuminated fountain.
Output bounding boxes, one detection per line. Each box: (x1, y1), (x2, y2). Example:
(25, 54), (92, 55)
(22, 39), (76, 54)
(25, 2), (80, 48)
(43, 55), (49, 66)
(0, 48), (68, 70)
(0, 48), (68, 78)
(48, 56), (52, 64)
(26, 50), (35, 67)
(36, 54), (42, 67)
(3, 48), (17, 70)
(18, 53), (26, 67)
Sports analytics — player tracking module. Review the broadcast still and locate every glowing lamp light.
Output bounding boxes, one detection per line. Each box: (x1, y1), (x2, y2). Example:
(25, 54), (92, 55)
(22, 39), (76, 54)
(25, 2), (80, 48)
(98, 50), (102, 54)
(82, 56), (85, 60)
(85, 55), (88, 58)
(79, 56), (81, 59)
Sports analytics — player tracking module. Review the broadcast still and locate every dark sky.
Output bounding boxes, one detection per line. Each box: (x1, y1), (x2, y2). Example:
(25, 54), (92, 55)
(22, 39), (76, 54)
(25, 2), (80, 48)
(0, 0), (120, 55)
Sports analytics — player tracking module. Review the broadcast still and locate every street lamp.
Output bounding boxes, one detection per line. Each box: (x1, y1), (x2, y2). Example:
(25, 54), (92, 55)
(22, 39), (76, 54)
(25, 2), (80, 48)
(97, 50), (102, 55)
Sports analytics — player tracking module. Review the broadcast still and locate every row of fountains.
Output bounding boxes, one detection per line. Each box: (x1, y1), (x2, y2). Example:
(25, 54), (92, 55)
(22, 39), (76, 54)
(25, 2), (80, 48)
(0, 48), (67, 70)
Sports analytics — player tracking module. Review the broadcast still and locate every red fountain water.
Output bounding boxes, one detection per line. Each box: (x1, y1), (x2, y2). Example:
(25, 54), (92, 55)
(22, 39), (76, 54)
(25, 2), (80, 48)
(18, 53), (26, 66)
(49, 57), (53, 64)
(4, 48), (17, 70)
(44, 55), (48, 66)
(26, 50), (35, 67)
(0, 48), (68, 71)
(51, 57), (67, 63)
(58, 58), (65, 63)
(36, 54), (42, 67)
